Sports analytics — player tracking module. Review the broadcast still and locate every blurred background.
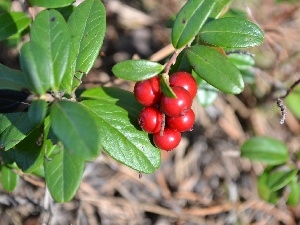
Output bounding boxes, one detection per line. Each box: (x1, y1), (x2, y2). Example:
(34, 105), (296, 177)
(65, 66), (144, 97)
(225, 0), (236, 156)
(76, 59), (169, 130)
(0, 0), (299, 224)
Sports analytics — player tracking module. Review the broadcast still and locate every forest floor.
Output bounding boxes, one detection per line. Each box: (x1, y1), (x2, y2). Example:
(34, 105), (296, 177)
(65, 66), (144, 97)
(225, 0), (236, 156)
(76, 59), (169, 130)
(0, 0), (299, 224)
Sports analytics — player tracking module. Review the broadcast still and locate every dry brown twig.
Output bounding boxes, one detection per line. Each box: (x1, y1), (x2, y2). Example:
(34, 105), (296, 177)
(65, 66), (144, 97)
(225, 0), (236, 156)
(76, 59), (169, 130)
(277, 78), (300, 124)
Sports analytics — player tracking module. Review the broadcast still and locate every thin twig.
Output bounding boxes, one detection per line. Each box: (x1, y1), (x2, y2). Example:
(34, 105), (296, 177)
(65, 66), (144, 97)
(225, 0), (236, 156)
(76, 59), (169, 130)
(164, 47), (185, 75)
(276, 78), (300, 124)
(279, 78), (300, 99)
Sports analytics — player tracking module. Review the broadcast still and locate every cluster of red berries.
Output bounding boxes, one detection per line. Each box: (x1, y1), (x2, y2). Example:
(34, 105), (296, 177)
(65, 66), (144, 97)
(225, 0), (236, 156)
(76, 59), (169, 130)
(134, 71), (197, 151)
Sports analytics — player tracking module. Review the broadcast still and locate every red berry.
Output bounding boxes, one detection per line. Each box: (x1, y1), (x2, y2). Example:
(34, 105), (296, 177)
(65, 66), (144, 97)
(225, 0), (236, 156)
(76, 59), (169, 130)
(169, 71), (197, 98)
(161, 86), (192, 117)
(134, 76), (161, 106)
(153, 128), (181, 151)
(138, 106), (162, 133)
(166, 109), (195, 132)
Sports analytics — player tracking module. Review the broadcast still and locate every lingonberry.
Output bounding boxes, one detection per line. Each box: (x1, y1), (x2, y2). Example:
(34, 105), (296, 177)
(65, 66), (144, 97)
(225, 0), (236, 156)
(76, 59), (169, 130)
(169, 71), (198, 98)
(134, 76), (161, 106)
(166, 109), (195, 132)
(153, 128), (181, 151)
(160, 86), (192, 117)
(138, 106), (162, 134)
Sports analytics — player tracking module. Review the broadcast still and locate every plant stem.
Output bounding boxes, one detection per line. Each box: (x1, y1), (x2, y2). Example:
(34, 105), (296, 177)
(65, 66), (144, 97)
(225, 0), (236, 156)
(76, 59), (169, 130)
(164, 47), (184, 75)
(276, 78), (300, 124)
(279, 78), (300, 99)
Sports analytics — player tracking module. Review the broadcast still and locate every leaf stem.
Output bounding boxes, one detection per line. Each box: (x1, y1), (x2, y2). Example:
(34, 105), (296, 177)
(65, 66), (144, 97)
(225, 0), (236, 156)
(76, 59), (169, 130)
(164, 47), (185, 75)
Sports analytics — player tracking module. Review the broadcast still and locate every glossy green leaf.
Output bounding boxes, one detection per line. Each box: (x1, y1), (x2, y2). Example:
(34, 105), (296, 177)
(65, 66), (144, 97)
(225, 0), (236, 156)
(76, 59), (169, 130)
(227, 53), (255, 70)
(210, 0), (232, 18)
(0, 113), (36, 151)
(286, 86), (300, 119)
(192, 70), (204, 86)
(0, 63), (28, 91)
(241, 137), (289, 165)
(1, 165), (19, 192)
(186, 45), (244, 94)
(50, 101), (100, 160)
(28, 99), (48, 126)
(29, 0), (74, 8)
(44, 144), (84, 202)
(20, 42), (48, 94)
(68, 0), (106, 89)
(0, 12), (31, 40)
(171, 0), (217, 49)
(197, 81), (219, 106)
(80, 86), (143, 114)
(29, 9), (71, 91)
(160, 74), (177, 98)
(287, 177), (300, 206)
(32, 164), (45, 178)
(3, 126), (44, 173)
(112, 60), (164, 81)
(267, 168), (297, 192)
(200, 17), (264, 48)
(81, 87), (161, 174)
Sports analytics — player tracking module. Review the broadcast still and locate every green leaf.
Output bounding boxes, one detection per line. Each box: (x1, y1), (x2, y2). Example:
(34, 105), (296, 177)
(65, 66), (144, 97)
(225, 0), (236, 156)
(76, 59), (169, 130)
(20, 42), (49, 94)
(2, 31), (22, 47)
(210, 0), (233, 18)
(44, 144), (84, 202)
(0, 12), (31, 41)
(257, 172), (273, 203)
(241, 137), (289, 165)
(200, 17), (264, 48)
(267, 167), (298, 192)
(81, 87), (161, 173)
(3, 126), (44, 173)
(287, 177), (300, 206)
(197, 81), (219, 106)
(0, 63), (28, 91)
(28, 99), (48, 126)
(227, 53), (255, 70)
(1, 165), (19, 192)
(286, 86), (300, 119)
(29, 9), (71, 92)
(55, 5), (75, 21)
(241, 69), (255, 85)
(80, 86), (143, 114)
(50, 101), (100, 160)
(68, 0), (106, 89)
(0, 113), (36, 151)
(0, 1), (11, 15)
(186, 45), (244, 94)
(29, 0), (75, 8)
(112, 60), (164, 81)
(160, 74), (177, 98)
(171, 0), (217, 49)
(32, 164), (45, 178)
